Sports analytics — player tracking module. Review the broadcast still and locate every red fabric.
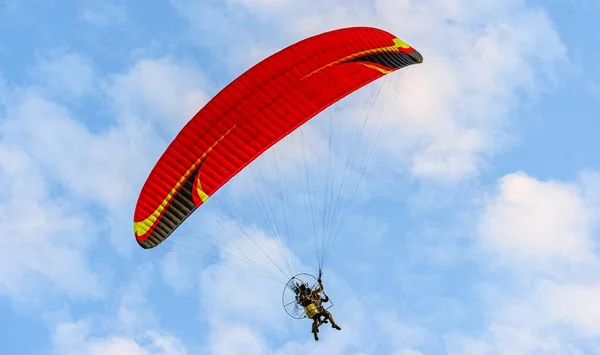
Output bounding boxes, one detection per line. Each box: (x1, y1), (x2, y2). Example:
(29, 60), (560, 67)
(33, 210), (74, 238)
(133, 26), (422, 248)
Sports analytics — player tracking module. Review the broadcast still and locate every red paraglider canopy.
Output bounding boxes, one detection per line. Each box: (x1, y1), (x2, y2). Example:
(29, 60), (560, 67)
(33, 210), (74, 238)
(133, 26), (423, 249)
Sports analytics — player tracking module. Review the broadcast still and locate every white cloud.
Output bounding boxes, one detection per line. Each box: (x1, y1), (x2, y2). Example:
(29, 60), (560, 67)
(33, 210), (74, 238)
(51, 277), (188, 355)
(537, 280), (600, 336)
(446, 322), (579, 355)
(0, 143), (103, 302)
(478, 172), (596, 268)
(1, 94), (144, 208)
(2, 53), (217, 255)
(28, 51), (97, 101)
(376, 310), (428, 352)
(53, 324), (188, 355)
(206, 322), (268, 355)
(113, 269), (160, 334)
(107, 57), (210, 133)
(198, 228), (300, 321)
(0, 48), (217, 301)
(160, 252), (194, 294)
(455, 171), (600, 354)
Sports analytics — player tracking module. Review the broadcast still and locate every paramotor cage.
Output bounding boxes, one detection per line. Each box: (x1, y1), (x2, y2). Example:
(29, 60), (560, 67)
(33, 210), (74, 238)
(282, 273), (333, 319)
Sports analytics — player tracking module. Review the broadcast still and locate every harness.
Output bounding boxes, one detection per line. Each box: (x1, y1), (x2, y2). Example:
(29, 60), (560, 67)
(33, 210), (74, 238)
(298, 293), (321, 318)
(304, 302), (319, 318)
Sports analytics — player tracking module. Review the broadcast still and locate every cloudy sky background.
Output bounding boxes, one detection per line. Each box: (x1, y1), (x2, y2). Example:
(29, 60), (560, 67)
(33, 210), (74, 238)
(1, 0), (599, 354)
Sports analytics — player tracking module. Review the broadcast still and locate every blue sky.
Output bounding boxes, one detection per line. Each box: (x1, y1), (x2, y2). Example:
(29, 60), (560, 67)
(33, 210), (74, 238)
(1, 0), (599, 354)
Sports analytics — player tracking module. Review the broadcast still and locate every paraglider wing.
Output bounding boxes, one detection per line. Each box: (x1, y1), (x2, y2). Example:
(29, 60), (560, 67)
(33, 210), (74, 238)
(133, 26), (423, 249)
